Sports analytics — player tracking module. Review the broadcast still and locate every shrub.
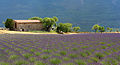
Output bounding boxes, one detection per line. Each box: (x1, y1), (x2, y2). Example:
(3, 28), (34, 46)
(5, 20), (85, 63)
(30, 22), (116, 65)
(29, 57), (36, 62)
(42, 49), (52, 53)
(22, 53), (33, 59)
(101, 46), (107, 49)
(63, 57), (71, 61)
(69, 54), (78, 58)
(101, 58), (119, 65)
(50, 58), (62, 65)
(60, 51), (67, 55)
(14, 60), (29, 65)
(34, 61), (46, 65)
(63, 63), (76, 65)
(80, 52), (87, 57)
(30, 49), (36, 52)
(72, 48), (78, 51)
(35, 52), (41, 56)
(0, 62), (10, 65)
(54, 53), (61, 57)
(85, 50), (91, 56)
(81, 46), (89, 49)
(41, 55), (51, 59)
(75, 59), (87, 65)
(90, 57), (99, 62)
(9, 55), (19, 60)
(95, 53), (105, 59)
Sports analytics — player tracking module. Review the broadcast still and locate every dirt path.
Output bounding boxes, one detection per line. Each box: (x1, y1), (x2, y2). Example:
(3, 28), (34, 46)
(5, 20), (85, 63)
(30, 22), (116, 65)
(0, 30), (119, 34)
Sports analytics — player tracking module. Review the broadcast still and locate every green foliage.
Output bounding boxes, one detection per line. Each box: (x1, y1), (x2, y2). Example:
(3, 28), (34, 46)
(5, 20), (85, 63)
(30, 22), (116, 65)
(101, 58), (119, 65)
(99, 26), (105, 33)
(54, 53), (61, 57)
(30, 49), (36, 52)
(107, 27), (110, 30)
(43, 17), (58, 32)
(80, 52), (87, 57)
(73, 26), (80, 32)
(42, 49), (52, 53)
(14, 60), (29, 65)
(116, 55), (120, 61)
(110, 28), (113, 32)
(85, 50), (91, 56)
(69, 54), (78, 58)
(29, 57), (36, 62)
(90, 57), (99, 62)
(34, 61), (46, 65)
(92, 24), (100, 32)
(63, 57), (71, 61)
(28, 17), (43, 22)
(75, 59), (87, 65)
(40, 55), (51, 59)
(95, 53), (105, 59)
(0, 62), (10, 65)
(9, 55), (19, 60)
(107, 27), (113, 32)
(22, 53), (33, 59)
(50, 58), (62, 64)
(72, 48), (78, 51)
(56, 23), (72, 33)
(59, 51), (67, 55)
(35, 52), (41, 56)
(5, 18), (14, 30)
(63, 63), (76, 65)
(101, 46), (107, 49)
(81, 46), (89, 49)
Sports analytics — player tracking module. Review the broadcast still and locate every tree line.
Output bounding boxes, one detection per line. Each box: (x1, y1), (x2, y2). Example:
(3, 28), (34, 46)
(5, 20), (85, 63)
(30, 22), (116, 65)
(4, 17), (117, 33)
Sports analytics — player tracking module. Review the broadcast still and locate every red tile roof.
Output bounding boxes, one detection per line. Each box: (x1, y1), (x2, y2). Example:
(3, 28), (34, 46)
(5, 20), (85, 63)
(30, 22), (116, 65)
(14, 20), (41, 23)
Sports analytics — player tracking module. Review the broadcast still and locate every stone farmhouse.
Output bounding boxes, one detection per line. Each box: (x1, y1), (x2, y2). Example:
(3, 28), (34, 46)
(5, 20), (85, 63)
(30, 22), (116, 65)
(13, 20), (43, 31)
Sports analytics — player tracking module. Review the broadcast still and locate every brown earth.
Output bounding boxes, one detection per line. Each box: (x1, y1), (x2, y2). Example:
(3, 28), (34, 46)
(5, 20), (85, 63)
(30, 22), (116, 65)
(0, 30), (119, 34)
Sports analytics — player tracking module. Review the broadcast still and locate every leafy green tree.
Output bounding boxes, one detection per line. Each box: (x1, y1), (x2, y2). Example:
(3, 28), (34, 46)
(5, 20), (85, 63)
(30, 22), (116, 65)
(43, 17), (58, 32)
(28, 17), (43, 22)
(73, 27), (80, 32)
(99, 26), (105, 33)
(110, 28), (113, 32)
(5, 19), (14, 30)
(92, 24), (100, 33)
(56, 23), (72, 33)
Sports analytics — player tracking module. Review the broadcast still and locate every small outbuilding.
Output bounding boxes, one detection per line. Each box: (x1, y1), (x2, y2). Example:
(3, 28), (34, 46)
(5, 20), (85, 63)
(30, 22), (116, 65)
(13, 20), (43, 31)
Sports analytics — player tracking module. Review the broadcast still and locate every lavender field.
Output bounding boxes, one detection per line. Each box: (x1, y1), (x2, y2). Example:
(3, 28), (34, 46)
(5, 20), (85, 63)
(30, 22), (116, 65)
(0, 33), (120, 65)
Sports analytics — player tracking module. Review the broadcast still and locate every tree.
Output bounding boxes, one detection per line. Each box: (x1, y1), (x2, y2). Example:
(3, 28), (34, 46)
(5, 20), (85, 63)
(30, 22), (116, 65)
(56, 23), (72, 33)
(92, 24), (100, 33)
(28, 17), (43, 22)
(43, 17), (58, 32)
(73, 27), (80, 32)
(5, 19), (14, 30)
(107, 27), (110, 32)
(99, 26), (105, 33)
(110, 28), (112, 32)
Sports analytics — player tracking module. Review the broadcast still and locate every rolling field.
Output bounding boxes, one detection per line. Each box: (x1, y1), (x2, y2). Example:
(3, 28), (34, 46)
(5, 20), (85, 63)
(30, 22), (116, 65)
(0, 33), (120, 65)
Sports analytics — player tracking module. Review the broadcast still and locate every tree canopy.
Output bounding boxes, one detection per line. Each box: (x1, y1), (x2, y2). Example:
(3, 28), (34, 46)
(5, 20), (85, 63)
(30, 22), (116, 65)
(28, 17), (43, 22)
(5, 19), (14, 30)
(73, 27), (80, 32)
(56, 23), (72, 33)
(92, 24), (100, 32)
(43, 17), (58, 32)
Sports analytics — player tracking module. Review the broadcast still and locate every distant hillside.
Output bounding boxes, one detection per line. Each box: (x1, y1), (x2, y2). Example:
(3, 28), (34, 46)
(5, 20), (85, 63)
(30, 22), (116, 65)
(0, 0), (120, 31)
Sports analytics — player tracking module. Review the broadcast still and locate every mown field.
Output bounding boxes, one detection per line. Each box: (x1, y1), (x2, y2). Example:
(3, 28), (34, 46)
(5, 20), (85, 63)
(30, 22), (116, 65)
(0, 33), (120, 65)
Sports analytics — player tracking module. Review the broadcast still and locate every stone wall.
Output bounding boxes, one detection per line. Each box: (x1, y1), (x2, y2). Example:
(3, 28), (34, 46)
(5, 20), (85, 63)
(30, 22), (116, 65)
(15, 23), (43, 31)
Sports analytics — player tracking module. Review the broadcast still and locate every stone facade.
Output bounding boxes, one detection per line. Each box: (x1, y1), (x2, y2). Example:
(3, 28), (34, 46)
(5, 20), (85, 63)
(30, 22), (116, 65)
(13, 20), (43, 31)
